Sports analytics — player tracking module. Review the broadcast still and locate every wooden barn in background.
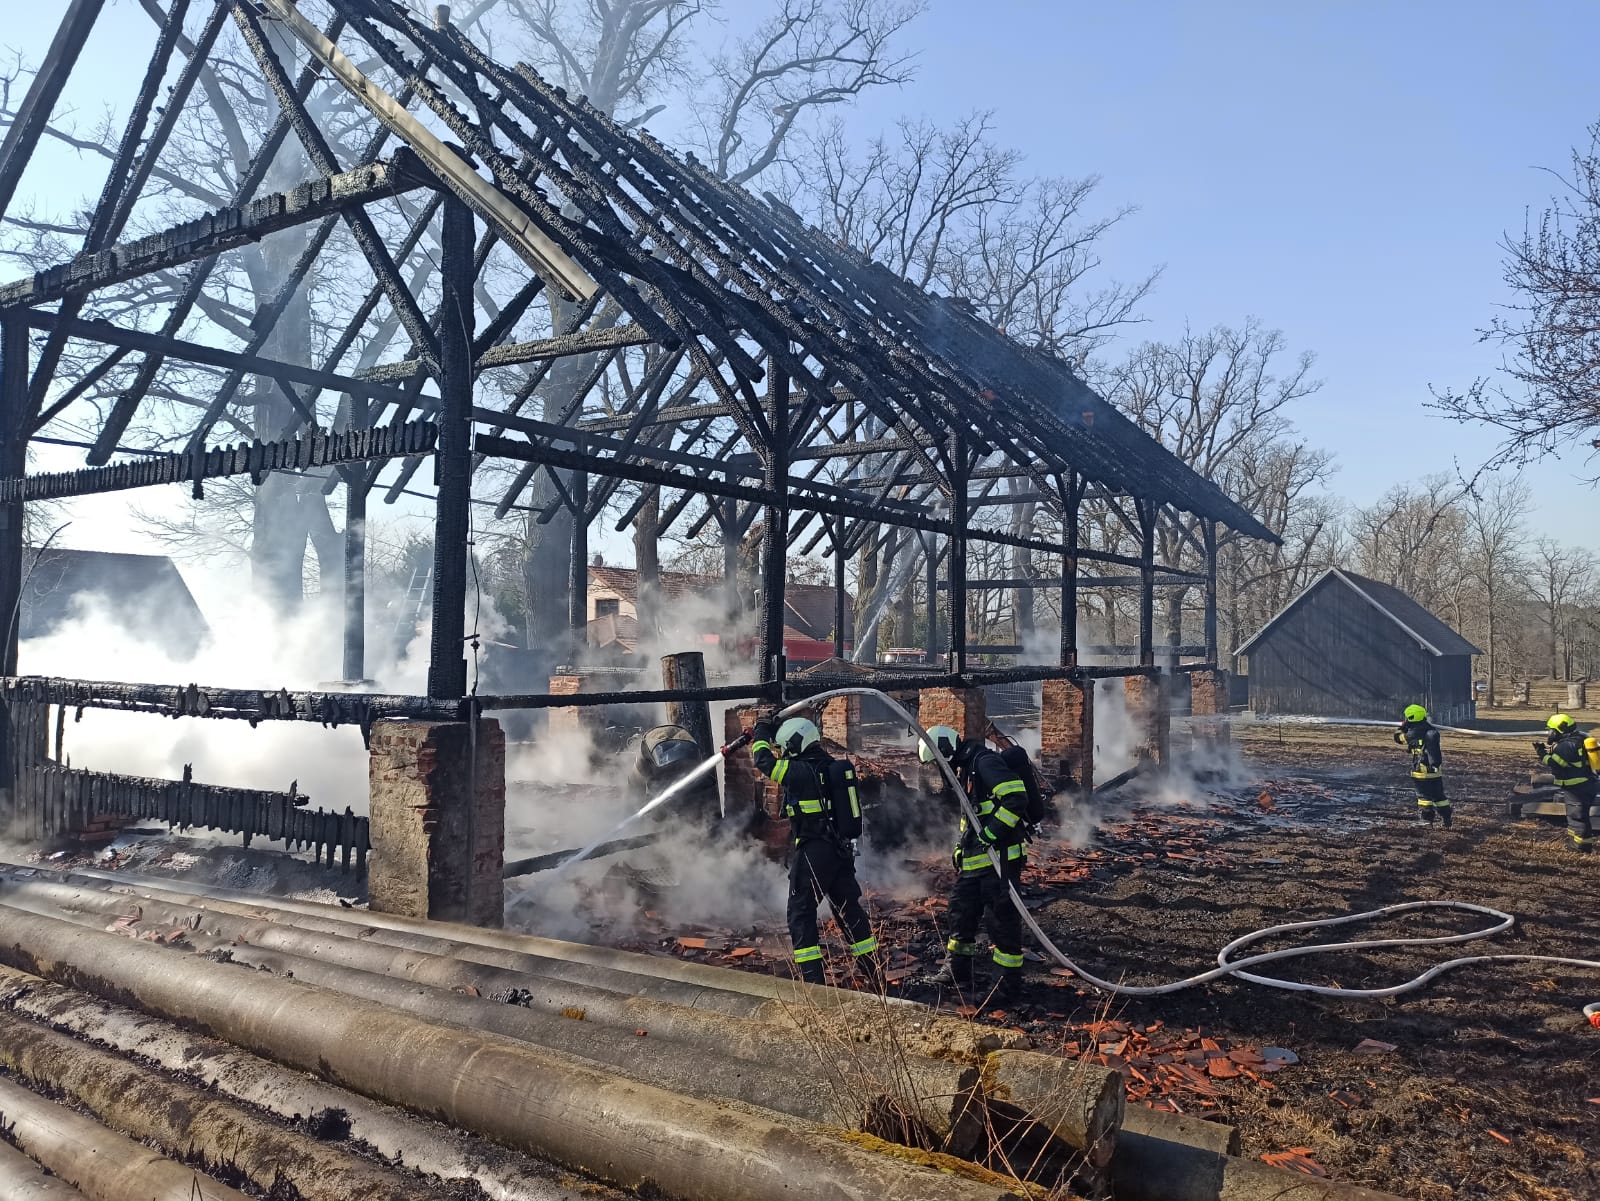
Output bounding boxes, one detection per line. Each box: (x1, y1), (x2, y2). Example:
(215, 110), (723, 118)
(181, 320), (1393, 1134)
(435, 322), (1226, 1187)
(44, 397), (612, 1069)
(1236, 568), (1481, 722)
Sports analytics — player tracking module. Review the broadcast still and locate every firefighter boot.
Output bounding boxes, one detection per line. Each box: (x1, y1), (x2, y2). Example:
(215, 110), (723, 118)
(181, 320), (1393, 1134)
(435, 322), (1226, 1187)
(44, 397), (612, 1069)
(1566, 832), (1594, 855)
(995, 968), (1025, 1002)
(1415, 803), (1435, 826)
(928, 953), (975, 990)
(1438, 805), (1453, 830)
(798, 958), (828, 986)
(854, 953), (885, 992)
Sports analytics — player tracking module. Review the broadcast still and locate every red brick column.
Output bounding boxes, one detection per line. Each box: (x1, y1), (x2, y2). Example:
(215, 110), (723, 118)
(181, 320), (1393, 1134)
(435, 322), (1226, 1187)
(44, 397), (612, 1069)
(1188, 668), (1232, 755)
(1122, 673), (1170, 766)
(724, 704), (783, 855)
(820, 694), (862, 751)
(917, 686), (986, 742)
(1041, 678), (1094, 793)
(548, 672), (612, 744)
(368, 719), (505, 927)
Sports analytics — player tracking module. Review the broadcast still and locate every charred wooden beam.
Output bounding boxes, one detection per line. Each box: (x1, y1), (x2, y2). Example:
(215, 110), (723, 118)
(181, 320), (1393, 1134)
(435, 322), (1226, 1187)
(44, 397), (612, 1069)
(0, 677), (464, 727)
(0, 0), (107, 222)
(23, 311), (416, 409)
(0, 420), (438, 504)
(360, 322), (656, 384)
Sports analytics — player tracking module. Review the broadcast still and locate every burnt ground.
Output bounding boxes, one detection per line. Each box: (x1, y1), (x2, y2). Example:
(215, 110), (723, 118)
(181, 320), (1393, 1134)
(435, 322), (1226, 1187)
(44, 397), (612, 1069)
(650, 728), (1600, 1200)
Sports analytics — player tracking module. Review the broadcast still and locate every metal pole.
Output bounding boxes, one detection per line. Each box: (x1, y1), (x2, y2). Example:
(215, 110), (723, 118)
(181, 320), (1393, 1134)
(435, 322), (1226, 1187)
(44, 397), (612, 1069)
(758, 370), (789, 688)
(947, 434), (968, 675)
(1203, 519), (1219, 668)
(1137, 500), (1156, 669)
(426, 200), (474, 700)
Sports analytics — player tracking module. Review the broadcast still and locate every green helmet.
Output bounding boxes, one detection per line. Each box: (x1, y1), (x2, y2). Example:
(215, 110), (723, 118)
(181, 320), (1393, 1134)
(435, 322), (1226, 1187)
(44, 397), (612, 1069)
(1547, 713), (1576, 735)
(774, 717), (820, 756)
(919, 725), (960, 764)
(1403, 704), (1428, 724)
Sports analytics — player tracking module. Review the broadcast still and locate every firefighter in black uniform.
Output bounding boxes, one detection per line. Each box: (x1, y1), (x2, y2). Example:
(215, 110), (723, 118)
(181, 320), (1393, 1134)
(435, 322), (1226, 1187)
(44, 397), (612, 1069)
(921, 725), (1038, 998)
(1535, 713), (1598, 854)
(750, 714), (881, 985)
(1394, 704), (1449, 828)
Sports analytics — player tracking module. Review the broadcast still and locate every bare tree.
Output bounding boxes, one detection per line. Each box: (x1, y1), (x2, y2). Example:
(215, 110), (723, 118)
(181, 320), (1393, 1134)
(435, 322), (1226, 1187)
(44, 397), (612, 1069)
(1431, 119), (1600, 471)
(1461, 475), (1531, 702)
(1100, 321), (1328, 655)
(1349, 476), (1468, 612)
(1532, 537), (1594, 679)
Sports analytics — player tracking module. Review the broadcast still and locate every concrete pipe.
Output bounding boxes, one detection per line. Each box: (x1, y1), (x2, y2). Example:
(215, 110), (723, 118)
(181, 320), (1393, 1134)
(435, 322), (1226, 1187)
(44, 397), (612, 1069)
(0, 1012), (445, 1201)
(0, 875), (1010, 1134)
(0, 1075), (250, 1201)
(1121, 1106), (1240, 1156)
(6, 862), (856, 1005)
(0, 964), (622, 1201)
(0, 1138), (90, 1201)
(1111, 1136), (1408, 1201)
(983, 1049), (1123, 1174)
(0, 882), (980, 1147)
(0, 905), (1028, 1201)
(0, 868), (772, 1017)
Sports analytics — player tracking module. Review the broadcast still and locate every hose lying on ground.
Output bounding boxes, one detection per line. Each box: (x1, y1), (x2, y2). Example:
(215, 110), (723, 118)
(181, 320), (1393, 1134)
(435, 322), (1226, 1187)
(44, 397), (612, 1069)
(568, 686), (1600, 1001)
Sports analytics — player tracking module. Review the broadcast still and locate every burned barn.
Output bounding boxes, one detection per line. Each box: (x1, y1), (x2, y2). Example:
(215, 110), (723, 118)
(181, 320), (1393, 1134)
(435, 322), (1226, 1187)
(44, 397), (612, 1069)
(1236, 567), (1481, 722)
(0, 5), (1296, 1196)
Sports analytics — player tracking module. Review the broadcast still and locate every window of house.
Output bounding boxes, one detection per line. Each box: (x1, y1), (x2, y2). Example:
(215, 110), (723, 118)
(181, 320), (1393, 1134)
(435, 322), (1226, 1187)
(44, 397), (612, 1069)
(595, 598), (620, 618)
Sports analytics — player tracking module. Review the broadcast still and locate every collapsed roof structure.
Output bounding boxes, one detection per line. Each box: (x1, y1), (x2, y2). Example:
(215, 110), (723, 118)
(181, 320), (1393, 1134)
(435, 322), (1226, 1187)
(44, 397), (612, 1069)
(0, 0), (1274, 765)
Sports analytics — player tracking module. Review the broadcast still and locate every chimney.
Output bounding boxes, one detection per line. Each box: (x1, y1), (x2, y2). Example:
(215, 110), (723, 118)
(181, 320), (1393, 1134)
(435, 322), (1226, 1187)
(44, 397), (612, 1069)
(591, 553), (604, 567)
(433, 5), (452, 31)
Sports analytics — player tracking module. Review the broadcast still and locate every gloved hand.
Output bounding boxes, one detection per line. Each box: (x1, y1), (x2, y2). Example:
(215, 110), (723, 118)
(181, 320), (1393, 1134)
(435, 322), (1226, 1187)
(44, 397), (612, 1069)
(752, 717), (776, 744)
(951, 847), (961, 873)
(1392, 728), (1405, 745)
(1534, 741), (1548, 757)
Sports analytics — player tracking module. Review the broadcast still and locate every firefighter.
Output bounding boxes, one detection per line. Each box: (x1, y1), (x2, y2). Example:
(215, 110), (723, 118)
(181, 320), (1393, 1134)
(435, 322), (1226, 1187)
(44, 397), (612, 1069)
(749, 714), (881, 985)
(1534, 713), (1598, 854)
(921, 725), (1038, 998)
(1393, 704), (1449, 828)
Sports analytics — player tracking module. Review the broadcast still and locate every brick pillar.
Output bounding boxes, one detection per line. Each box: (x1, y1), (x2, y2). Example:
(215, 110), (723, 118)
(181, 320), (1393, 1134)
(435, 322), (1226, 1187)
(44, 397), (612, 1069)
(1188, 668), (1232, 756)
(1122, 673), (1170, 766)
(1041, 678), (1094, 793)
(548, 672), (607, 743)
(724, 704), (783, 857)
(369, 719), (505, 927)
(918, 686), (986, 742)
(820, 693), (862, 751)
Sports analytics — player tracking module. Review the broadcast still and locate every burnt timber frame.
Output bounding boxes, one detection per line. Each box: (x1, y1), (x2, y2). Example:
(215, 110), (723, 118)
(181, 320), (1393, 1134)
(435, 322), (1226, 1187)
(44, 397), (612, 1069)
(0, 1), (1275, 806)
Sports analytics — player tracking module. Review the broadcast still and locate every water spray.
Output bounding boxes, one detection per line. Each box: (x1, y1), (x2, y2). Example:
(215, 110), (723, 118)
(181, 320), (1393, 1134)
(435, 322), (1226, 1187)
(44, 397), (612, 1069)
(551, 686), (1600, 1000)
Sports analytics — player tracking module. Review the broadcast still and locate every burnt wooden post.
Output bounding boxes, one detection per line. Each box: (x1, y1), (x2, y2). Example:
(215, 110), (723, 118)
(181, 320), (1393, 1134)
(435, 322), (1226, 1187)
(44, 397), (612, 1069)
(721, 487), (740, 620)
(661, 651), (713, 755)
(426, 199), (474, 700)
(342, 396), (367, 682)
(758, 368), (789, 689)
(922, 531), (940, 665)
(0, 314), (29, 797)
(568, 464), (588, 645)
(1137, 499), (1157, 668)
(947, 433), (969, 675)
(1059, 471), (1083, 669)
(1203, 519), (1219, 667)
(0, 1), (106, 219)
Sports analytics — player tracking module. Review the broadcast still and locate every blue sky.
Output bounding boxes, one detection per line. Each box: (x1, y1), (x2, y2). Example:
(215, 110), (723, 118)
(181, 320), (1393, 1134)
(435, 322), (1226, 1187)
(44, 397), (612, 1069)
(8, 0), (1600, 548)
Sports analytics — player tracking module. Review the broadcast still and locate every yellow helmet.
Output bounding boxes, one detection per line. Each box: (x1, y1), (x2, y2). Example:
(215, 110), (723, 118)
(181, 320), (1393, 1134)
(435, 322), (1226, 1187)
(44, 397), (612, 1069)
(1547, 713), (1577, 735)
(1403, 704), (1428, 724)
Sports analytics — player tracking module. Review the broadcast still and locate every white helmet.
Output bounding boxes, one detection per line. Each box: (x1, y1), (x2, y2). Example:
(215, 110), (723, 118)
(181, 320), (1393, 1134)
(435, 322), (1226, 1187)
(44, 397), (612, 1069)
(775, 716), (820, 756)
(919, 725), (960, 764)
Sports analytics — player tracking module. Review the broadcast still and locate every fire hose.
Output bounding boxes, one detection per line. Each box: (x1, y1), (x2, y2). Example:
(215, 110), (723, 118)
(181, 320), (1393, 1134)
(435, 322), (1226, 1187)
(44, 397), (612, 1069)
(562, 687), (1600, 1001)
